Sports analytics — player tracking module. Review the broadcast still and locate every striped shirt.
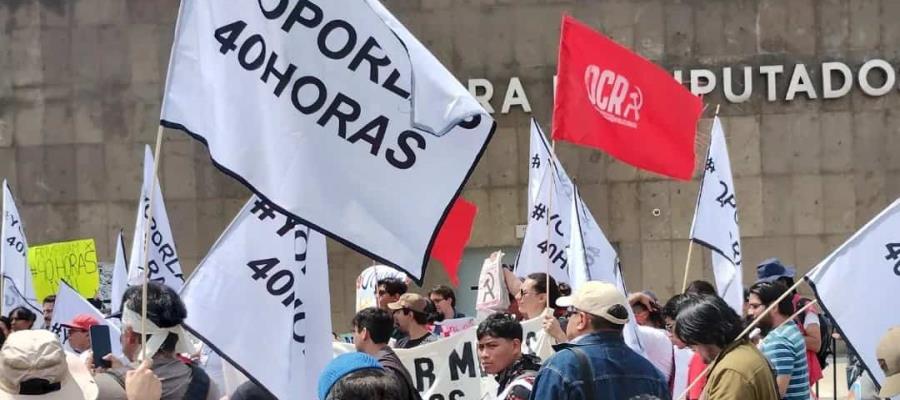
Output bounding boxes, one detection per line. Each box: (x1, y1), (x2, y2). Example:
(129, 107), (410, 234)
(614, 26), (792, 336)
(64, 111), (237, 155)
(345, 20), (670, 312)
(760, 323), (810, 400)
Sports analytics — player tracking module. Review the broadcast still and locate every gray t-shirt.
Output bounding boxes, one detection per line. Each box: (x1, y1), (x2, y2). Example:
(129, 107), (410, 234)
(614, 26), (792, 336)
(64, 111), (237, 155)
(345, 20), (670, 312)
(95, 356), (220, 400)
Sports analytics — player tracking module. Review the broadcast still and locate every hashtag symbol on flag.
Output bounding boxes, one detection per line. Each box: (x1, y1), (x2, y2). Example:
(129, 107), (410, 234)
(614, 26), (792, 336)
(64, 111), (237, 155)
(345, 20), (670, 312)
(531, 154), (541, 169)
(531, 203), (547, 221)
(250, 199), (277, 221)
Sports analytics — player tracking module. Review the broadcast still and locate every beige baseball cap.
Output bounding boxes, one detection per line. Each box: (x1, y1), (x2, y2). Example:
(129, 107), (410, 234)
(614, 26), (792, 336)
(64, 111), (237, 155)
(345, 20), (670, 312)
(877, 326), (900, 398)
(0, 330), (98, 400)
(555, 281), (629, 325)
(387, 293), (428, 313)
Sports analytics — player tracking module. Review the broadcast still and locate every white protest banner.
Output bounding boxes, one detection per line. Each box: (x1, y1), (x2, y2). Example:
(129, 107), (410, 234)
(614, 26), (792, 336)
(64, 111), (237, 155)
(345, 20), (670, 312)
(160, 0), (494, 283)
(475, 251), (508, 314)
(1, 181), (41, 318)
(355, 264), (407, 312)
(110, 231), (128, 314)
(183, 196), (332, 400)
(527, 119), (574, 215)
(516, 165), (572, 284)
(806, 198), (900, 391)
(689, 117), (743, 313)
(49, 281), (124, 357)
(127, 146), (185, 292)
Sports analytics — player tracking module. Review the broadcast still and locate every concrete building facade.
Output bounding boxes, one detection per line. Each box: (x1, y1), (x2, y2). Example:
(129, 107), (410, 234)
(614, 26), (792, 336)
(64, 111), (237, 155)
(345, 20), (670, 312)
(1, 0), (899, 328)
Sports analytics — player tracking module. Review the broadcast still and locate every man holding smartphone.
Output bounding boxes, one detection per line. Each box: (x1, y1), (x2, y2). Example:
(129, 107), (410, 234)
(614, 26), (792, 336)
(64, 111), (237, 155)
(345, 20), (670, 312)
(61, 314), (101, 354)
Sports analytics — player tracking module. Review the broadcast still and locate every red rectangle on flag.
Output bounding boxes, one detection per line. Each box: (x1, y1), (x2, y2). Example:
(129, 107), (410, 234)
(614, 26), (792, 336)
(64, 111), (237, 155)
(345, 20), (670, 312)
(552, 15), (703, 180)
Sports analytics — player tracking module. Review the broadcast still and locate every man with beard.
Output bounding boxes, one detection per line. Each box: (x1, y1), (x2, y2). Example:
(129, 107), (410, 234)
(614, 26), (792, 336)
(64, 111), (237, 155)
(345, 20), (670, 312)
(673, 294), (779, 400)
(747, 281), (810, 400)
(477, 313), (541, 400)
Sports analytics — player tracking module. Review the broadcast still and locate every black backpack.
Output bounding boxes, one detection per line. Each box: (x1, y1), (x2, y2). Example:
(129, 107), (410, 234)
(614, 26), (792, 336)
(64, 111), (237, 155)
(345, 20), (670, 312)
(796, 297), (835, 369)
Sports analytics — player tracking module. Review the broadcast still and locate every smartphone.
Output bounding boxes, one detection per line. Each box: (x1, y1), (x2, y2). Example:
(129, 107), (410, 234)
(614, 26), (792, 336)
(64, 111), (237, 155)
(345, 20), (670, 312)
(90, 325), (112, 369)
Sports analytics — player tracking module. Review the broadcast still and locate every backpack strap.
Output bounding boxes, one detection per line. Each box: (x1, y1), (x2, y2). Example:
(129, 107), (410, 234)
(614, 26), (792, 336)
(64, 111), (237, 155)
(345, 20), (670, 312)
(184, 362), (212, 400)
(569, 348), (595, 400)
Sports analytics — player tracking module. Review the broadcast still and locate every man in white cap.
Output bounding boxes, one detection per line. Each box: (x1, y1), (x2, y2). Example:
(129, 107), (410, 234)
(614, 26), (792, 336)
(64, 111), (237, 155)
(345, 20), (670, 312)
(876, 326), (900, 399)
(529, 281), (670, 400)
(0, 330), (98, 399)
(90, 282), (219, 400)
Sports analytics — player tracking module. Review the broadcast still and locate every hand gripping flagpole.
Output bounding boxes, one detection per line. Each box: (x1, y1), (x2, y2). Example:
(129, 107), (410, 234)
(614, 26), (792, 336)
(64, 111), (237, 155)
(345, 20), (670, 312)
(681, 104), (721, 293)
(138, 126), (165, 362)
(676, 276), (806, 399)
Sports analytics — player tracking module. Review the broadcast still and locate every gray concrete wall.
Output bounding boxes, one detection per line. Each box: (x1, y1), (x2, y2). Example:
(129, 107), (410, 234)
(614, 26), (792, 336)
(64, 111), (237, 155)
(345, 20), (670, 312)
(1, 0), (899, 329)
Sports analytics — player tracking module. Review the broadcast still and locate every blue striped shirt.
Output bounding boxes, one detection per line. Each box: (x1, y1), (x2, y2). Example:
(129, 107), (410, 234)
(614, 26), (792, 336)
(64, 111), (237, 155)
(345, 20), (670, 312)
(760, 323), (810, 400)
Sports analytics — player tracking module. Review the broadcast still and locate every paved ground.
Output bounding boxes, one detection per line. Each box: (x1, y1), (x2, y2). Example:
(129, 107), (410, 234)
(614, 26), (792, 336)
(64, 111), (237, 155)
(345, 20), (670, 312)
(815, 356), (849, 400)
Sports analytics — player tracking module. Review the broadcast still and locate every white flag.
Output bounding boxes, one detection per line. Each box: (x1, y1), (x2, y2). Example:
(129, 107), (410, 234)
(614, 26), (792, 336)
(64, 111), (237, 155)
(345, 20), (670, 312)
(160, 0), (493, 282)
(689, 117), (743, 313)
(355, 265), (406, 312)
(1, 181), (40, 317)
(110, 231), (128, 314)
(128, 146), (185, 292)
(527, 119), (573, 214)
(49, 281), (124, 357)
(806, 198), (900, 390)
(182, 197), (332, 400)
(516, 165), (572, 284)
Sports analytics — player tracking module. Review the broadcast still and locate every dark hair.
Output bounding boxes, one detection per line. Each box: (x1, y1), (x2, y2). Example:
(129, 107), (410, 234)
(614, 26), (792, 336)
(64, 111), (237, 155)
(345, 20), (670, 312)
(587, 304), (629, 331)
(423, 299), (442, 324)
(9, 307), (36, 323)
(748, 281), (794, 316)
(674, 294), (743, 348)
(685, 280), (717, 296)
(376, 278), (407, 297)
(558, 283), (572, 297)
(775, 276), (797, 295)
(632, 301), (666, 330)
(428, 285), (456, 308)
(526, 273), (560, 308)
(326, 368), (401, 400)
(402, 308), (431, 325)
(123, 282), (187, 353)
(352, 308), (393, 345)
(0, 316), (9, 330)
(42, 295), (56, 305)
(662, 294), (688, 320)
(476, 313), (522, 341)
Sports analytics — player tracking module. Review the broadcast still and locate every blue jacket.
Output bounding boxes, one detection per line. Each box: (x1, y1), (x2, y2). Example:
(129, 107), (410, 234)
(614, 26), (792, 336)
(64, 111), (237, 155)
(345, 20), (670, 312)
(529, 331), (671, 400)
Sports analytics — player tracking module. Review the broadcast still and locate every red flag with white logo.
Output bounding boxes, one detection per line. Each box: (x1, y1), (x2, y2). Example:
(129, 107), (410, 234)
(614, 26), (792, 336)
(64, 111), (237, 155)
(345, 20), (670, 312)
(552, 15), (703, 180)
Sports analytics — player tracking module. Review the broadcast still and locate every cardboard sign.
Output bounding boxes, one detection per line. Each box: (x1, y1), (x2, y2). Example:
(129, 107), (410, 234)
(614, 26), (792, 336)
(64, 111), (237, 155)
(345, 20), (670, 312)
(28, 239), (99, 301)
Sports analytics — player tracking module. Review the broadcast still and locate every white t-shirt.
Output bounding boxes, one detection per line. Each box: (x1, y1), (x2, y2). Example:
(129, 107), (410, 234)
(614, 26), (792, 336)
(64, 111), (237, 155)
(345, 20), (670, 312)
(636, 325), (674, 378)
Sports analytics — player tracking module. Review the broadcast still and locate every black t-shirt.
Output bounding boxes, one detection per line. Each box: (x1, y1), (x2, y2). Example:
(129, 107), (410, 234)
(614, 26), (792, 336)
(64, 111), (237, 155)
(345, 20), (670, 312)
(395, 332), (438, 349)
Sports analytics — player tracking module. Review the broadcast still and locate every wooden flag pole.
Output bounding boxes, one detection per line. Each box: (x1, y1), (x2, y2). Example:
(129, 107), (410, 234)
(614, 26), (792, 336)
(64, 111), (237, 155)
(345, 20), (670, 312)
(139, 126), (165, 361)
(679, 104), (722, 293)
(676, 277), (806, 399)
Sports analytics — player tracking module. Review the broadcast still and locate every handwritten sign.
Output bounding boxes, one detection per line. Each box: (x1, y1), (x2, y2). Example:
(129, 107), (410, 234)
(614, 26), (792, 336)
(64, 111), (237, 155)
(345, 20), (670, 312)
(28, 239), (99, 301)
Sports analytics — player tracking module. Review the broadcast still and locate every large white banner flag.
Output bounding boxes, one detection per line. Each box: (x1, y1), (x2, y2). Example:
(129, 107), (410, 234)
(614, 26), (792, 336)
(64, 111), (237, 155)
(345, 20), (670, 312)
(1, 181), (40, 317)
(127, 146), (185, 292)
(110, 231), (128, 313)
(355, 264), (406, 312)
(806, 198), (900, 392)
(160, 0), (494, 282)
(183, 196), (332, 400)
(689, 117), (743, 313)
(49, 281), (124, 357)
(516, 165), (572, 284)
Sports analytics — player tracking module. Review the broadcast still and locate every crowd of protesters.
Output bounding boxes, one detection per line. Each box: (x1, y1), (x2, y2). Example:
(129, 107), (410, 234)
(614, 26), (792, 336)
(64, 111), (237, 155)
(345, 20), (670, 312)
(0, 258), (897, 400)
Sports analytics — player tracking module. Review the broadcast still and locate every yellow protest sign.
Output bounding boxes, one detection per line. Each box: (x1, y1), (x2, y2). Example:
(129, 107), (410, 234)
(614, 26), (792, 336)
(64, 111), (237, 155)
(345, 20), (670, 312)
(27, 239), (100, 301)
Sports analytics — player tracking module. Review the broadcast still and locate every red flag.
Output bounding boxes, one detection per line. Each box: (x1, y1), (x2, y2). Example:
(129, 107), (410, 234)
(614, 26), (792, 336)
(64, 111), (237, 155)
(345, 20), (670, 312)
(432, 197), (477, 287)
(552, 15), (703, 180)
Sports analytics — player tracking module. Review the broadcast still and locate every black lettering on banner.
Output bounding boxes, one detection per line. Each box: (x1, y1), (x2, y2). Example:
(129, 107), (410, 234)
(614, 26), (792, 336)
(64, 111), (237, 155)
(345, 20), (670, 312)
(537, 240), (568, 271)
(246, 258), (306, 343)
(348, 38), (391, 84)
(316, 93), (361, 139)
(260, 52), (297, 97)
(414, 358), (435, 392)
(291, 76), (328, 114)
(257, 0), (289, 19)
(347, 115), (389, 156)
(214, 21), (247, 55)
(5, 237), (25, 256)
(382, 69), (410, 99)
(885, 243), (900, 276)
(251, 199), (277, 220)
(277, 216), (302, 237)
(294, 228), (309, 274)
(448, 342), (477, 381)
(387, 130), (426, 170)
(238, 34), (267, 71)
(280, 0), (324, 32)
(715, 181), (737, 209)
(457, 115), (482, 130)
(549, 214), (564, 236)
(450, 391), (464, 400)
(524, 331), (537, 355)
(317, 19), (357, 60)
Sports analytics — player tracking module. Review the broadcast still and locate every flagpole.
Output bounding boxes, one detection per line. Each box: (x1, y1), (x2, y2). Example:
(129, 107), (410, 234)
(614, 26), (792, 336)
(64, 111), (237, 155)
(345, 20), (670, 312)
(139, 125), (165, 361)
(680, 104), (721, 293)
(676, 277), (806, 399)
